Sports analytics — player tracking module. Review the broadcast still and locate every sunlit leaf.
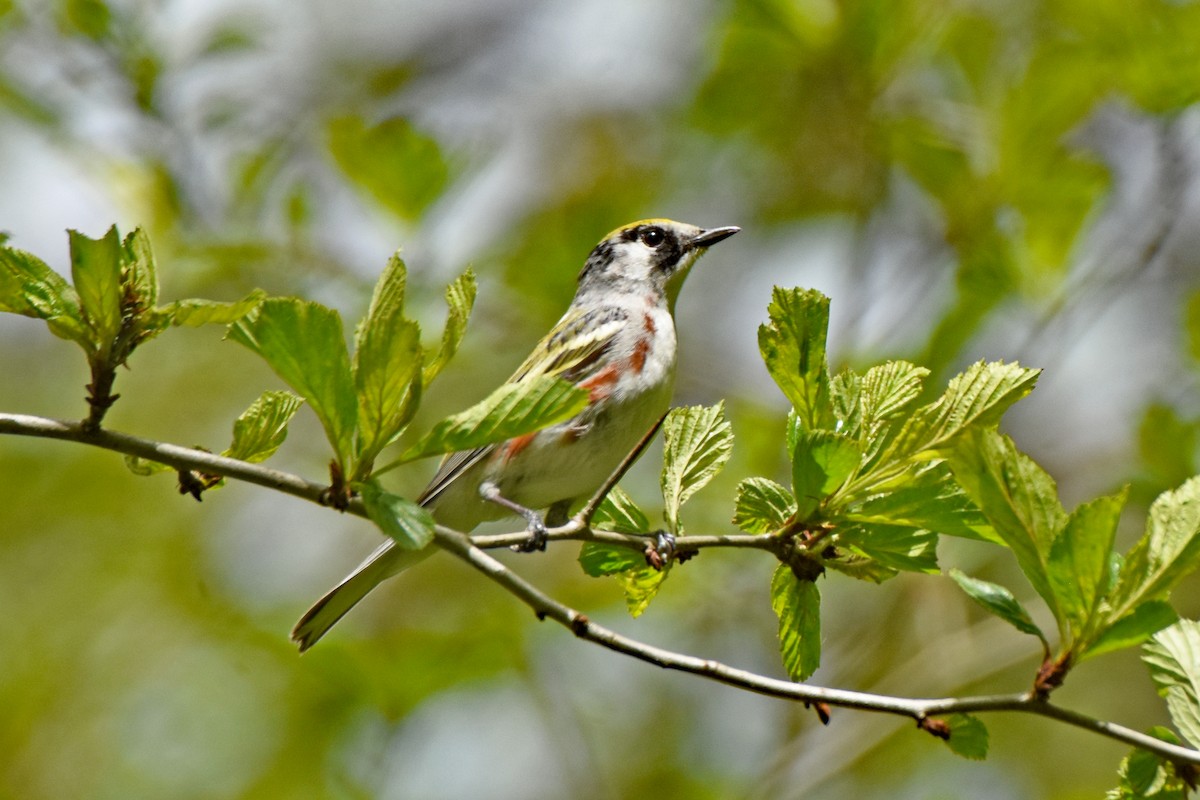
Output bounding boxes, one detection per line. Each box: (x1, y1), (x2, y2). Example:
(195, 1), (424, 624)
(947, 428), (1066, 627)
(1144, 620), (1200, 748)
(791, 430), (860, 518)
(578, 542), (668, 617)
(758, 287), (832, 430)
(224, 390), (304, 463)
(0, 244), (88, 344)
(661, 403), (734, 534)
(732, 477), (796, 533)
(771, 564), (821, 681)
(1108, 728), (1189, 800)
(948, 568), (1047, 646)
(327, 115), (450, 220)
(358, 480), (435, 551)
(943, 713), (989, 761)
(844, 462), (997, 543)
(1048, 489), (1126, 639)
(593, 486), (651, 534)
(404, 375), (588, 460)
(1083, 601), (1177, 662)
(228, 298), (358, 464)
(841, 524), (939, 574)
(68, 226), (123, 348)
(424, 269), (476, 385)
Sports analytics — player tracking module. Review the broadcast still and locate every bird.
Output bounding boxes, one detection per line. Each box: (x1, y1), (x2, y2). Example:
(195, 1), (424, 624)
(291, 219), (739, 651)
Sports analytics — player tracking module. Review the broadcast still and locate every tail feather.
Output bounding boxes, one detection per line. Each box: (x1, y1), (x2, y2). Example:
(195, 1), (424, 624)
(291, 542), (434, 652)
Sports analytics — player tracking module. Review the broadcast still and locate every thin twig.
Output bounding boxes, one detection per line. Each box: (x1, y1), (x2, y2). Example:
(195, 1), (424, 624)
(2, 411), (1197, 766)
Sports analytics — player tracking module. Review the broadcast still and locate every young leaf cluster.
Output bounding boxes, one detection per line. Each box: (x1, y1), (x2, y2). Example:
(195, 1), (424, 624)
(0, 226), (260, 428)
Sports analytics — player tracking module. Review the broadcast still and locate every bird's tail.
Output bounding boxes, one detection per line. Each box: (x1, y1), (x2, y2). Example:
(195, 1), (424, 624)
(291, 541), (434, 652)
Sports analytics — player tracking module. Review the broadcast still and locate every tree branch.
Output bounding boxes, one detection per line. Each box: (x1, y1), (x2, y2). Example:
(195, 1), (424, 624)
(1, 410), (1195, 766)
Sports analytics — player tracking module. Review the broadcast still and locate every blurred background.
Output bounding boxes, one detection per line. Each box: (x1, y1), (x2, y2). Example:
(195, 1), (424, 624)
(2, 0), (1200, 797)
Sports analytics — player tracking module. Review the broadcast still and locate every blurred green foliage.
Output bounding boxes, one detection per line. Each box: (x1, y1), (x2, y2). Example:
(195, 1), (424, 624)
(3, 0), (1200, 797)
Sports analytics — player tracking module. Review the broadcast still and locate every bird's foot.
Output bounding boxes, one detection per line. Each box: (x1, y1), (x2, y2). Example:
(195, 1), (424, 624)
(479, 481), (550, 552)
(645, 530), (676, 571)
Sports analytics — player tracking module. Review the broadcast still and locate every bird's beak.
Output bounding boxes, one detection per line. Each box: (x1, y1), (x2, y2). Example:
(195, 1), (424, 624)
(688, 226), (740, 249)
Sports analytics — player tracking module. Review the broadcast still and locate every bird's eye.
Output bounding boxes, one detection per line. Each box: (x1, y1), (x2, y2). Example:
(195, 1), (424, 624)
(640, 228), (665, 248)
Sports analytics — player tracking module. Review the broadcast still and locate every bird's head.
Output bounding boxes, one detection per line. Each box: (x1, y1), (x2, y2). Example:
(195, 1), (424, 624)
(576, 219), (739, 311)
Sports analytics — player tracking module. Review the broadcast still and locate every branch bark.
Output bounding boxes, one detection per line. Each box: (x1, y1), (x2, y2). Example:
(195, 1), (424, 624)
(1, 410), (1195, 767)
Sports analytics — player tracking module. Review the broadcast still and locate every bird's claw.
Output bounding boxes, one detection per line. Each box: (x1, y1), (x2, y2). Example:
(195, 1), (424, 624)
(645, 530), (676, 571)
(511, 518), (549, 553)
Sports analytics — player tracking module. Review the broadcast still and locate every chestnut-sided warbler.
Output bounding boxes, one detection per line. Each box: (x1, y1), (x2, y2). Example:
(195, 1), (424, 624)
(292, 219), (739, 650)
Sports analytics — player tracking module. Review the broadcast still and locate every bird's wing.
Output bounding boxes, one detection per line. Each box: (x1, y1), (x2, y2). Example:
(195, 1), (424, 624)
(417, 305), (626, 507)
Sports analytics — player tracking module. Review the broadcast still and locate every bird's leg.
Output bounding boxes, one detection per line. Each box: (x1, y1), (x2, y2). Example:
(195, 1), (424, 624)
(479, 481), (550, 552)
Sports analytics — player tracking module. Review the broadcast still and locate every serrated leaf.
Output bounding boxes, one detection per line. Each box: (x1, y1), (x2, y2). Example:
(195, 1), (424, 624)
(0, 244), (88, 344)
(946, 428), (1066, 629)
(358, 480), (435, 550)
(1109, 728), (1189, 800)
(841, 524), (939, 574)
(861, 360), (929, 421)
(352, 255), (423, 465)
(1144, 620), (1200, 747)
(1049, 489), (1126, 640)
(1107, 477), (1200, 625)
(758, 287), (832, 429)
(661, 403), (734, 534)
(948, 568), (1047, 645)
(733, 477), (796, 533)
(943, 713), (989, 760)
(845, 462), (997, 543)
(424, 269), (476, 385)
(224, 390), (304, 463)
(120, 227), (157, 311)
(355, 314), (423, 466)
(404, 375), (588, 461)
(578, 542), (668, 617)
(771, 564), (822, 681)
(68, 226), (123, 348)
(884, 360), (1040, 462)
(829, 370), (863, 437)
(593, 486), (651, 534)
(1083, 601), (1178, 661)
(228, 298), (358, 465)
(791, 430), (860, 518)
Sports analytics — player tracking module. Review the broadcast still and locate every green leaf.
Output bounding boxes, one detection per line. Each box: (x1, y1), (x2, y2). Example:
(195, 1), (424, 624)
(1144, 620), (1200, 748)
(843, 462), (998, 543)
(946, 428), (1066, 627)
(1048, 489), (1126, 638)
(1083, 601), (1178, 661)
(163, 291), (265, 327)
(353, 254), (424, 465)
(859, 360), (930, 422)
(327, 115), (450, 220)
(823, 551), (898, 583)
(758, 287), (832, 429)
(424, 269), (476, 385)
(404, 375), (589, 461)
(791, 430), (860, 517)
(1108, 477), (1200, 624)
(68, 226), (123, 348)
(578, 542), (669, 617)
(123, 454), (173, 476)
(228, 298), (359, 465)
(120, 227), (157, 311)
(885, 360), (1040, 461)
(840, 524), (939, 574)
(948, 568), (1047, 645)
(224, 390), (304, 463)
(732, 477), (796, 533)
(1109, 728), (1189, 800)
(0, 244), (88, 344)
(593, 486), (651, 534)
(661, 403), (734, 535)
(943, 713), (989, 760)
(358, 480), (435, 550)
(771, 564), (822, 681)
